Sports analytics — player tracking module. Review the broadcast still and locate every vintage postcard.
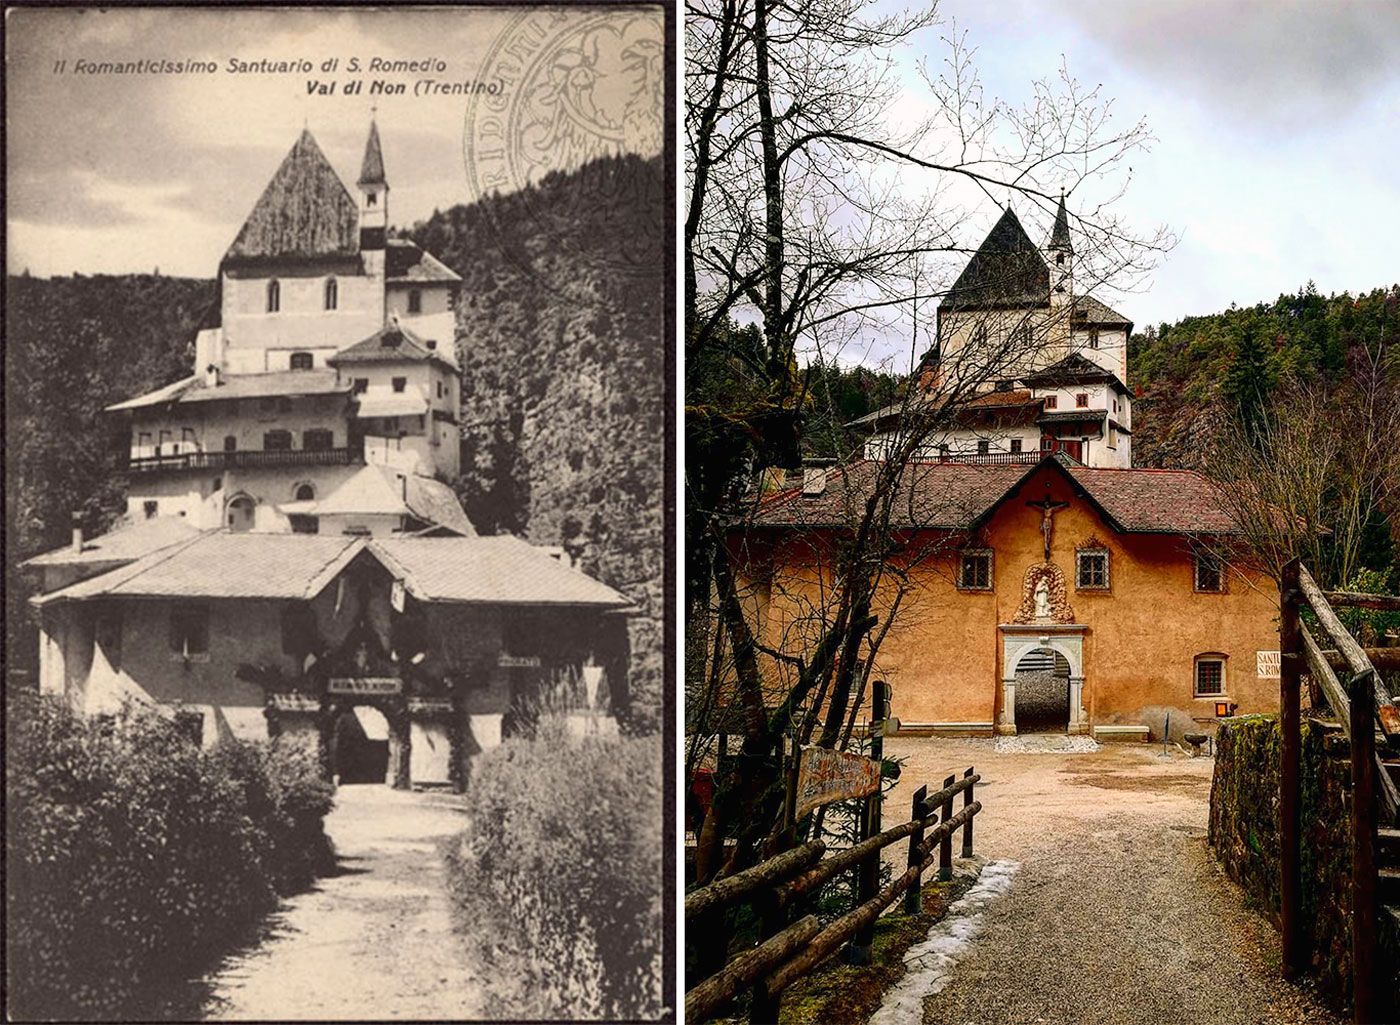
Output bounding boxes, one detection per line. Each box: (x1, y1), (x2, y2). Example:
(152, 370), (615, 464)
(5, 4), (672, 1022)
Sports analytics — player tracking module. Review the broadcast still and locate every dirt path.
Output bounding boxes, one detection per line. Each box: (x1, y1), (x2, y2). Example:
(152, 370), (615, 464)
(199, 785), (480, 1021)
(875, 738), (1340, 1025)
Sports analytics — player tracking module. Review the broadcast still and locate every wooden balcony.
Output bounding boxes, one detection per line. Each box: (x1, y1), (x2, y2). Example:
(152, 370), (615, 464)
(126, 447), (358, 474)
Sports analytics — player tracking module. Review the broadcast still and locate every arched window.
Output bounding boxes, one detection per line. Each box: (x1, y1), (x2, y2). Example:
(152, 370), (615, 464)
(267, 278), (281, 313)
(290, 351), (314, 371)
(294, 483), (316, 502)
(226, 495), (255, 533)
(324, 277), (338, 310)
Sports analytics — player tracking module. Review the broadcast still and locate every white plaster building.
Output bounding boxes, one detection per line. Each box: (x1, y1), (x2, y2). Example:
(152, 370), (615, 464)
(858, 197), (1135, 469)
(23, 120), (635, 789)
(108, 122), (465, 535)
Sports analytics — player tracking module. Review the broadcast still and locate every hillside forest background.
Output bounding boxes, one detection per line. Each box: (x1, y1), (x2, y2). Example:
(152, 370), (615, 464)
(4, 153), (667, 730)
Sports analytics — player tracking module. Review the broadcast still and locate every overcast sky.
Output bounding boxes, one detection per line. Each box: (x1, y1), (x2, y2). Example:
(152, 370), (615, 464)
(6, 6), (663, 279)
(887, 0), (1400, 347)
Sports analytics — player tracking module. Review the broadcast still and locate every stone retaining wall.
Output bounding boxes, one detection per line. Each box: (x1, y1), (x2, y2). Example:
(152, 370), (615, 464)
(1208, 714), (1398, 1013)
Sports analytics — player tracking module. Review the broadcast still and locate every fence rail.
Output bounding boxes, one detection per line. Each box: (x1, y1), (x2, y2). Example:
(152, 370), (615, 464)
(1281, 561), (1400, 1024)
(685, 766), (983, 1023)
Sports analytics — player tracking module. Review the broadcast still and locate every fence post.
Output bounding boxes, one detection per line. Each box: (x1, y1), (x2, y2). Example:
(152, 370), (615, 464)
(902, 784), (929, 914)
(961, 767), (975, 859)
(939, 772), (955, 882)
(1349, 668), (1378, 1025)
(845, 682), (888, 965)
(1279, 558), (1305, 979)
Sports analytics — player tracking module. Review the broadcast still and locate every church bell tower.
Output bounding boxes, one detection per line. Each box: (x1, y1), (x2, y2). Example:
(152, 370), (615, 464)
(1047, 190), (1072, 309)
(358, 116), (388, 281)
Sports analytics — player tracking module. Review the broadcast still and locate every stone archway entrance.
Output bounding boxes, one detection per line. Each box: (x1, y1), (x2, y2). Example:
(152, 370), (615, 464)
(1013, 647), (1071, 734)
(998, 624), (1088, 735)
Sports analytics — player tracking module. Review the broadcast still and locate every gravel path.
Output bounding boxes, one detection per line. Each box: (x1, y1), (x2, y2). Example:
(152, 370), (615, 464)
(199, 785), (480, 1020)
(876, 738), (1340, 1025)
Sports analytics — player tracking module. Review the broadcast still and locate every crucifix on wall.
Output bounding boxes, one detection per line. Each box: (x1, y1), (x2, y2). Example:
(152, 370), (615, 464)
(1026, 496), (1070, 562)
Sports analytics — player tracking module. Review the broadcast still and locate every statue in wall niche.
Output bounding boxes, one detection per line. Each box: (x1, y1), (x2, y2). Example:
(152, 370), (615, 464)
(1012, 562), (1076, 624)
(1034, 578), (1052, 619)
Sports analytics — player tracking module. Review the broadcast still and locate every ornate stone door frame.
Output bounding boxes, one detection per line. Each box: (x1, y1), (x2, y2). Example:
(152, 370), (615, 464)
(997, 624), (1088, 735)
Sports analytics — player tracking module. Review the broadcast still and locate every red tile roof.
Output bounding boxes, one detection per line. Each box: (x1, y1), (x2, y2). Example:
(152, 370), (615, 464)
(751, 456), (1239, 535)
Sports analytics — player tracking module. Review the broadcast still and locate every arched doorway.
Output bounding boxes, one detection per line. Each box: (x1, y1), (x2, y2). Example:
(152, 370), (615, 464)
(1014, 647), (1071, 734)
(226, 494), (256, 532)
(330, 706), (390, 784)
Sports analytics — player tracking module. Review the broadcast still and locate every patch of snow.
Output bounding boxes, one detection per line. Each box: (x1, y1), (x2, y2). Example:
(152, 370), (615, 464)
(993, 734), (1099, 754)
(866, 859), (1021, 1025)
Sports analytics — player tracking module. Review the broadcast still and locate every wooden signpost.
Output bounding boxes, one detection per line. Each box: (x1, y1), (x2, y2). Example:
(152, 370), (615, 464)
(792, 745), (882, 822)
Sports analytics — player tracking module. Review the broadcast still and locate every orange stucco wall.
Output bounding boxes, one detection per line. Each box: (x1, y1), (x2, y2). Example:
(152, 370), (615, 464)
(741, 465), (1280, 740)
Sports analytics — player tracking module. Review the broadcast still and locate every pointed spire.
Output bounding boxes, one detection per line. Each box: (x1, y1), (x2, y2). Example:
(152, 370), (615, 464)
(1049, 189), (1072, 252)
(358, 118), (387, 187)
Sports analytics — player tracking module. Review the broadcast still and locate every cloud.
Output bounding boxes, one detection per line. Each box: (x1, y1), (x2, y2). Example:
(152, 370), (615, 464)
(1051, 0), (1400, 129)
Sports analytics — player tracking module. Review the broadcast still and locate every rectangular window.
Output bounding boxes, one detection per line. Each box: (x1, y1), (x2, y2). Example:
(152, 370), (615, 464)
(959, 551), (992, 590)
(408, 290), (422, 314)
(1195, 658), (1225, 697)
(302, 429), (333, 451)
(1044, 395), (1058, 410)
(1089, 328), (1100, 350)
(1076, 393), (1090, 408)
(1010, 439), (1023, 453)
(158, 429), (172, 455)
(1077, 550), (1109, 589)
(169, 605), (210, 659)
(137, 431), (152, 453)
(264, 429), (293, 451)
(392, 377), (407, 393)
(977, 439), (990, 455)
(143, 500), (158, 519)
(1195, 551), (1224, 592)
(289, 515), (320, 535)
(353, 378), (369, 394)
(181, 427), (197, 451)
(290, 352), (314, 371)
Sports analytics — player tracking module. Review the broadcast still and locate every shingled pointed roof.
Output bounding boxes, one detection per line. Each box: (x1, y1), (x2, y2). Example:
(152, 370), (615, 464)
(1021, 352), (1129, 394)
(327, 322), (457, 370)
(752, 456), (1239, 535)
(1049, 192), (1072, 251)
(225, 130), (360, 264)
(943, 207), (1050, 310)
(358, 120), (387, 186)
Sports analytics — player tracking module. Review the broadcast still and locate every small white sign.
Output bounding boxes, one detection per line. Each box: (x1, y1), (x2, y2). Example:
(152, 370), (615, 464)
(328, 676), (402, 695)
(1257, 651), (1281, 679)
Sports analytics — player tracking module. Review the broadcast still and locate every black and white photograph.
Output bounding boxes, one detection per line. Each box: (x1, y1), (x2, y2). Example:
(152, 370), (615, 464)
(4, 4), (671, 1022)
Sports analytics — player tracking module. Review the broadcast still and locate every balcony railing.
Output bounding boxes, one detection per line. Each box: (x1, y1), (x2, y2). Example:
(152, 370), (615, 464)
(126, 447), (358, 474)
(924, 450), (1082, 466)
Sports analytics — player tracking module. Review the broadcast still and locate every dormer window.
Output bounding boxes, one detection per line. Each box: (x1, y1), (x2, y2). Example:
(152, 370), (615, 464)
(290, 352), (313, 371)
(408, 289), (422, 314)
(325, 277), (338, 310)
(267, 279), (280, 313)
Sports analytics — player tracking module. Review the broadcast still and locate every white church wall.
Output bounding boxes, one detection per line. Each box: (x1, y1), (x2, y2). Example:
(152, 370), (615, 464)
(222, 270), (384, 369)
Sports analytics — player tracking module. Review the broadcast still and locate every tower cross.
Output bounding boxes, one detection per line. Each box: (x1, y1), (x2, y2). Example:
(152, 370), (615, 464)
(1026, 496), (1070, 562)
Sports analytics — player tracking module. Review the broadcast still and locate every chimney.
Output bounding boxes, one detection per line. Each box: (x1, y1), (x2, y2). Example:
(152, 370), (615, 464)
(71, 511), (84, 554)
(802, 467), (827, 497)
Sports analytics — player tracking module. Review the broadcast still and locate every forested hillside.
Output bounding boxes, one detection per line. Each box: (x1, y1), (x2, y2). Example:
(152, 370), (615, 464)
(5, 153), (668, 726)
(1128, 284), (1400, 470)
(405, 152), (667, 728)
(4, 274), (215, 667)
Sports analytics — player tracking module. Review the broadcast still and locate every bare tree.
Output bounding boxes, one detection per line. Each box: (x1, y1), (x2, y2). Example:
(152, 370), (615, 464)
(1201, 345), (1400, 589)
(685, 0), (1173, 883)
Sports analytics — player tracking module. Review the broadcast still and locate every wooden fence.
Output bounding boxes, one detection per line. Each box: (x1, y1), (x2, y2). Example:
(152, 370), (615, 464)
(1279, 561), (1400, 1024)
(684, 767), (982, 1024)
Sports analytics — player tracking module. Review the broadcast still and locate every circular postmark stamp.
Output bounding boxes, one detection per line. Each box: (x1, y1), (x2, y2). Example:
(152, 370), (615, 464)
(464, 7), (664, 289)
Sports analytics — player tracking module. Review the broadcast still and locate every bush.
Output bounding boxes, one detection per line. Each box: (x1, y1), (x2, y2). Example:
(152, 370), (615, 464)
(5, 696), (335, 1020)
(445, 716), (664, 1020)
